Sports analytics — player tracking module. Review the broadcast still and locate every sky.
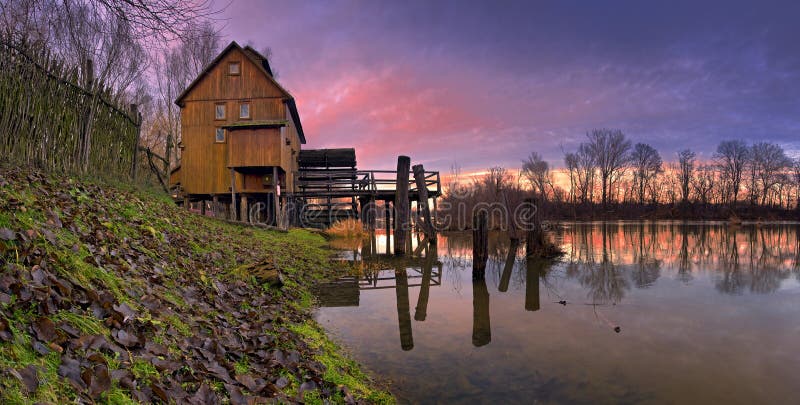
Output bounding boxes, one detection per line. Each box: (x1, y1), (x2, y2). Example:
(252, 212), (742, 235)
(215, 0), (800, 172)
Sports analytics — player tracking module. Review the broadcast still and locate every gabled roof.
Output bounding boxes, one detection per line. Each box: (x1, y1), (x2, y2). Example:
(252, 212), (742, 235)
(174, 41), (306, 144)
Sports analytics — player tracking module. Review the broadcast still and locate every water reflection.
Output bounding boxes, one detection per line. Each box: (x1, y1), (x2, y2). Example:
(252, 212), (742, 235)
(471, 278), (491, 347)
(316, 223), (800, 404)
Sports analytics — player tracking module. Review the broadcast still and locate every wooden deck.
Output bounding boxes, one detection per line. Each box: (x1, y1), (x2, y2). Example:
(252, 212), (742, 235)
(293, 149), (441, 227)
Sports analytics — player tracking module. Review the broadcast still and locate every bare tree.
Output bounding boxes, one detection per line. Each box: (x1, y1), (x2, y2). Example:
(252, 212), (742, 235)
(575, 143), (596, 204)
(564, 152), (578, 203)
(749, 142), (791, 206)
(586, 129), (631, 205)
(677, 149), (696, 204)
(714, 140), (749, 204)
(521, 152), (551, 200)
(630, 143), (662, 205)
(692, 164), (715, 205)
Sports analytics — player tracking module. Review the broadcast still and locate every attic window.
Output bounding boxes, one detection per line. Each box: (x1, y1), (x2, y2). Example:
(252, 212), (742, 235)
(228, 61), (240, 75)
(239, 103), (250, 119)
(215, 103), (225, 120)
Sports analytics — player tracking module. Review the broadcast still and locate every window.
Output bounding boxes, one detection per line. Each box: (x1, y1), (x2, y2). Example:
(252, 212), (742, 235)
(239, 103), (250, 119)
(215, 103), (225, 120)
(228, 61), (240, 75)
(215, 128), (225, 143)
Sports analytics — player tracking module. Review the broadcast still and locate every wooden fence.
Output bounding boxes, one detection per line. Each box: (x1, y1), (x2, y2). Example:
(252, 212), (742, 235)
(0, 38), (142, 180)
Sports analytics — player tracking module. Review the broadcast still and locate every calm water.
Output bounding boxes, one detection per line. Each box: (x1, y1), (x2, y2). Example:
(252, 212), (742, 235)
(314, 222), (800, 404)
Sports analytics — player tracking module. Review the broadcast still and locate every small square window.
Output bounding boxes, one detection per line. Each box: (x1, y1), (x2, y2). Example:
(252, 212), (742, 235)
(239, 103), (250, 119)
(215, 128), (225, 143)
(215, 104), (225, 120)
(228, 62), (240, 75)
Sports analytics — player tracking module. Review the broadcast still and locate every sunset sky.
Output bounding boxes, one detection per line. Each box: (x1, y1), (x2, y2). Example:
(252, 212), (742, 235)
(216, 0), (800, 173)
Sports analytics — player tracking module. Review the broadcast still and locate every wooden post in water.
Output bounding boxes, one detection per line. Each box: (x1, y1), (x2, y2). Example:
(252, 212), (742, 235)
(394, 156), (411, 255)
(525, 197), (544, 257)
(412, 164), (435, 240)
(473, 210), (489, 280)
(498, 239), (519, 292)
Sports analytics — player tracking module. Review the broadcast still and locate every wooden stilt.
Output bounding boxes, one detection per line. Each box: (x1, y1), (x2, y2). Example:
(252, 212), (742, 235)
(212, 195), (219, 218)
(394, 156), (411, 255)
(230, 169), (238, 221)
(200, 200), (206, 216)
(241, 195), (249, 223)
(473, 210), (488, 280)
(273, 166), (281, 226)
(183, 197), (190, 211)
(412, 164), (435, 239)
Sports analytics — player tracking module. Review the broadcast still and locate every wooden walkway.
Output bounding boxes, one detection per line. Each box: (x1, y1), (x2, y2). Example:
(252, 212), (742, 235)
(292, 149), (441, 227)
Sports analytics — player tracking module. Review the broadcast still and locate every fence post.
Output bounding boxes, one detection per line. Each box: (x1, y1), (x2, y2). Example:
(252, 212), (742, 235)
(130, 104), (140, 180)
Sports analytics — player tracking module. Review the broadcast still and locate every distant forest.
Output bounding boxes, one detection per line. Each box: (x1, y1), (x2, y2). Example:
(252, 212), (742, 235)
(441, 129), (800, 222)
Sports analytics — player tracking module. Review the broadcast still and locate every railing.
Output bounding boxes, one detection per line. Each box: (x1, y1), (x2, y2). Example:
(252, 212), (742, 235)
(294, 169), (441, 198)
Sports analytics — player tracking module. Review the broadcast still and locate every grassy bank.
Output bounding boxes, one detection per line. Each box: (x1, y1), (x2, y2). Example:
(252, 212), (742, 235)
(0, 165), (392, 404)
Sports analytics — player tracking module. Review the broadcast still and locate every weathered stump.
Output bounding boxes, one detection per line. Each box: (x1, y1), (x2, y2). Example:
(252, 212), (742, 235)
(473, 211), (488, 280)
(394, 156), (411, 255)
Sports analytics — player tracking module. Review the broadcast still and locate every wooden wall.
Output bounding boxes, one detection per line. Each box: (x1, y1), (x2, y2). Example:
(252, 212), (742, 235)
(179, 47), (302, 196)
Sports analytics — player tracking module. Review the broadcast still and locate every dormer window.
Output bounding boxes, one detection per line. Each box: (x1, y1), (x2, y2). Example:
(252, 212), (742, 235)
(215, 103), (225, 120)
(228, 61), (240, 75)
(239, 103), (250, 119)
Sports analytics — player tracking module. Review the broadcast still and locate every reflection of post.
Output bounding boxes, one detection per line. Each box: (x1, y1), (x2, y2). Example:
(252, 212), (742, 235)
(395, 268), (414, 351)
(472, 278), (491, 347)
(473, 211), (489, 280)
(525, 258), (541, 311)
(498, 239), (519, 292)
(414, 255), (433, 321)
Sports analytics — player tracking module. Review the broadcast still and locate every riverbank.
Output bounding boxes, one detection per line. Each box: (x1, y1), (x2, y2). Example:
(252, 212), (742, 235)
(0, 165), (393, 404)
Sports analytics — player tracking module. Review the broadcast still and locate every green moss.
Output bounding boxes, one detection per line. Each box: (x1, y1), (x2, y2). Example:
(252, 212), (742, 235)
(288, 321), (394, 404)
(52, 310), (107, 336)
(130, 359), (159, 381)
(163, 314), (191, 336)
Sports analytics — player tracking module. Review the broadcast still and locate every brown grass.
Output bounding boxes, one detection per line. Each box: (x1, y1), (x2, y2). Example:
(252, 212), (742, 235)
(326, 218), (367, 239)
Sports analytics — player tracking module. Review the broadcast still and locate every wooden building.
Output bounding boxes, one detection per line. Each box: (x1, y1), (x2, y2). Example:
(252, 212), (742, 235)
(171, 41), (306, 223)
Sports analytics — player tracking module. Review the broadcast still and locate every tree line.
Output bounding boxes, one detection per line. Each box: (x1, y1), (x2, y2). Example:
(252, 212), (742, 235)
(441, 129), (799, 225)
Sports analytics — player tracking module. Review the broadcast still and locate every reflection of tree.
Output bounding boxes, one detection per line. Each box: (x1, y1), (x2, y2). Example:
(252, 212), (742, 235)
(577, 224), (630, 304)
(632, 223), (661, 288)
(676, 224), (693, 283)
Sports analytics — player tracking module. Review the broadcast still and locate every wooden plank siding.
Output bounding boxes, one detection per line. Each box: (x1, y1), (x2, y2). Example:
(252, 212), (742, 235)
(178, 46), (302, 196)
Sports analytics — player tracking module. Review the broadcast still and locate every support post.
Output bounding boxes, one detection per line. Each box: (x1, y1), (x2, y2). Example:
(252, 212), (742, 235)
(212, 195), (219, 218)
(385, 201), (391, 254)
(394, 156), (411, 255)
(241, 195), (249, 224)
(412, 164), (435, 240)
(183, 197), (190, 211)
(230, 169), (238, 221)
(200, 200), (206, 216)
(273, 166), (281, 226)
(473, 210), (488, 280)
